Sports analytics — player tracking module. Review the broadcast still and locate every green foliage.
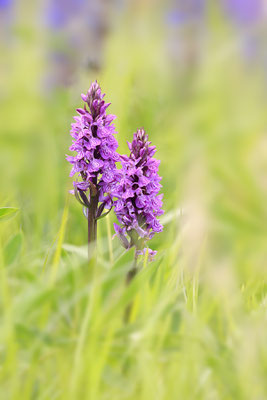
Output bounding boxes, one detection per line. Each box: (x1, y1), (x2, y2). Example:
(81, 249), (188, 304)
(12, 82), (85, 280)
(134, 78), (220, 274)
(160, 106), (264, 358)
(0, 207), (19, 222)
(4, 232), (23, 266)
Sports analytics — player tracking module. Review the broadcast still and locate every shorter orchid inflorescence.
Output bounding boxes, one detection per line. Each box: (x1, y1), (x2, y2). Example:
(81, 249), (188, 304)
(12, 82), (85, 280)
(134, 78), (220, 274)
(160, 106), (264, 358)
(113, 128), (164, 262)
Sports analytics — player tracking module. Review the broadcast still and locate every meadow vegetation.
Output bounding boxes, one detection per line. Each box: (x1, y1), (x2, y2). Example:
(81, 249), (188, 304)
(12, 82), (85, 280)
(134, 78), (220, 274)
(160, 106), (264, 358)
(1, 6), (267, 399)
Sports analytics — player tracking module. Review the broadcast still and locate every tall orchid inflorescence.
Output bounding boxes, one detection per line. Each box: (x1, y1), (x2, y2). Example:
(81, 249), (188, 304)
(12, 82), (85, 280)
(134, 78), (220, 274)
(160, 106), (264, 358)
(66, 81), (120, 245)
(113, 128), (164, 263)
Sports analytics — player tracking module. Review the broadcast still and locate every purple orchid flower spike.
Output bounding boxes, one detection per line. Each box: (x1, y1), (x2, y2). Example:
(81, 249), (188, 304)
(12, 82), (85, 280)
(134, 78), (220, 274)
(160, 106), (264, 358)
(114, 128), (164, 272)
(66, 81), (120, 252)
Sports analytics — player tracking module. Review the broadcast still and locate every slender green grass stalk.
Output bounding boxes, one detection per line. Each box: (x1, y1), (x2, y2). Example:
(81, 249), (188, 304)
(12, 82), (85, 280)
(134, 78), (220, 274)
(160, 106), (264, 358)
(50, 198), (69, 284)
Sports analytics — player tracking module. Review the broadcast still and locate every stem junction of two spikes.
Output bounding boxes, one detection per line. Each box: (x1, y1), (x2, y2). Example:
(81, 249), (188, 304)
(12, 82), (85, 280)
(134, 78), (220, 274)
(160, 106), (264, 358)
(75, 184), (98, 259)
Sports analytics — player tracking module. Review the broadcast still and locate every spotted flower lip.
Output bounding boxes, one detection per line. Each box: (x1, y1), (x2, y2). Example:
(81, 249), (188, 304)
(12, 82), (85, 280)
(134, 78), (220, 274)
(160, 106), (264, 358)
(113, 128), (164, 258)
(66, 80), (120, 207)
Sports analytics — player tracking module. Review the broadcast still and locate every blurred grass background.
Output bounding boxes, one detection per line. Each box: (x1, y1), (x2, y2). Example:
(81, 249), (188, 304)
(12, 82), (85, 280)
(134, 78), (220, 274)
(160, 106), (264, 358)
(1, 0), (267, 399)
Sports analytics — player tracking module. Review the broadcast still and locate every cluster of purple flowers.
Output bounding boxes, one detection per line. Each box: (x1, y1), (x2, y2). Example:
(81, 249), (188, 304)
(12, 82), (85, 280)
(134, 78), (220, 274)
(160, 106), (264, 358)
(113, 128), (163, 259)
(66, 81), (120, 208)
(67, 81), (163, 259)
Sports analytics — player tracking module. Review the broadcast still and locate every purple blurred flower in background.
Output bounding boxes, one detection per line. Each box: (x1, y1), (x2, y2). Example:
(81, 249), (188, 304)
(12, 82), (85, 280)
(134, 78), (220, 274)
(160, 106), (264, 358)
(0, 0), (14, 43)
(114, 128), (163, 262)
(0, 0), (12, 9)
(223, 0), (263, 25)
(67, 81), (120, 244)
(44, 0), (119, 89)
(165, 0), (207, 93)
(46, 0), (85, 30)
(167, 0), (206, 25)
(221, 0), (266, 71)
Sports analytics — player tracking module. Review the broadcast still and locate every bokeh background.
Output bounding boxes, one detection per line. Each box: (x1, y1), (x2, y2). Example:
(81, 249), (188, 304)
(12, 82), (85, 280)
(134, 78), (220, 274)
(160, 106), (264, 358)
(1, 0), (267, 399)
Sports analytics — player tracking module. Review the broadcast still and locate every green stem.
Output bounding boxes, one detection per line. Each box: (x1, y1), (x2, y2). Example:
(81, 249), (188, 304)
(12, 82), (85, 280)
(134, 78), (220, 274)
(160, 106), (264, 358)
(88, 192), (99, 261)
(126, 254), (138, 285)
